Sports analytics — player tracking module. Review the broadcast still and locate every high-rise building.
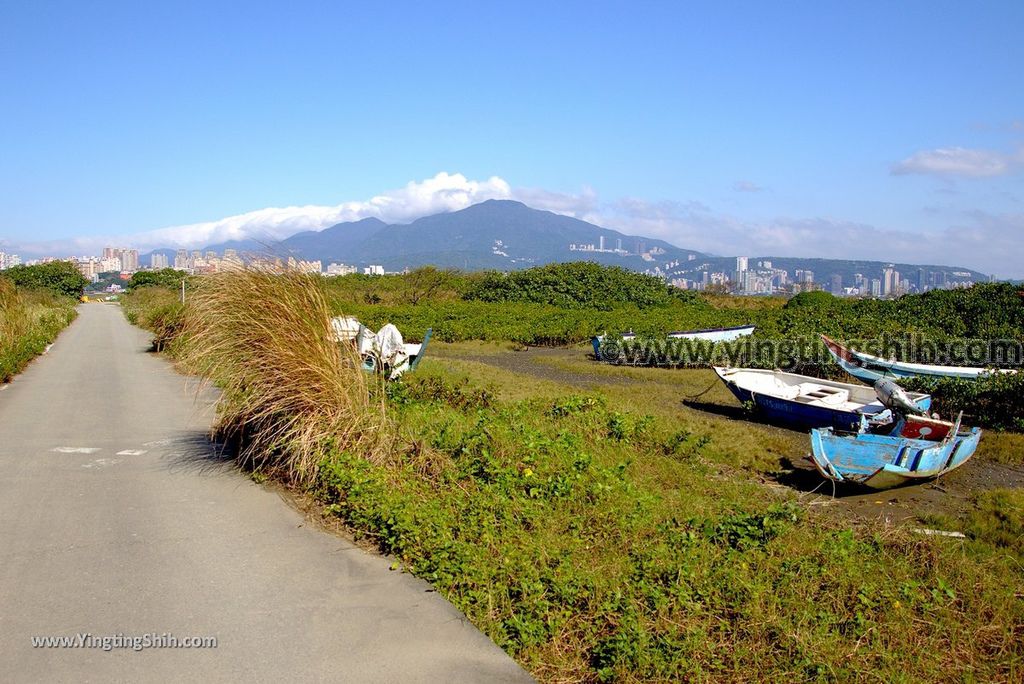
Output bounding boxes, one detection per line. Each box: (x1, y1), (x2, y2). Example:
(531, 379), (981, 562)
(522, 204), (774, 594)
(871, 278), (882, 297)
(119, 249), (139, 272)
(831, 275), (842, 294)
(151, 253), (169, 269)
(174, 250), (189, 270)
(76, 258), (100, 279)
(736, 256), (748, 272)
(881, 265), (900, 296)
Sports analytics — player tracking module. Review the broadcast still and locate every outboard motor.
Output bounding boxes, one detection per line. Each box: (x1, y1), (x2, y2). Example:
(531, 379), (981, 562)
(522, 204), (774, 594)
(874, 378), (926, 416)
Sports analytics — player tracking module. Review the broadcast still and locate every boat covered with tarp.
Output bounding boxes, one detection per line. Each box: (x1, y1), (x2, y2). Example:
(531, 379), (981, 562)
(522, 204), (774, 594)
(331, 316), (431, 380)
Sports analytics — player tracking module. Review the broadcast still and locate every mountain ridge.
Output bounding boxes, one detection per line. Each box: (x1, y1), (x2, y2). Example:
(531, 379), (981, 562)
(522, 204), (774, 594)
(143, 200), (990, 286)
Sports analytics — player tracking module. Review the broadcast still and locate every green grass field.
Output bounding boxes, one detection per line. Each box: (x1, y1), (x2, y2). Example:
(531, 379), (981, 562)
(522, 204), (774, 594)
(321, 350), (1024, 681)
(121, 272), (1024, 682)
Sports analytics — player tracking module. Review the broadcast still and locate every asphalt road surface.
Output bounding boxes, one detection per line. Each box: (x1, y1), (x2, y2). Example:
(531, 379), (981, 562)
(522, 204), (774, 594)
(0, 303), (530, 683)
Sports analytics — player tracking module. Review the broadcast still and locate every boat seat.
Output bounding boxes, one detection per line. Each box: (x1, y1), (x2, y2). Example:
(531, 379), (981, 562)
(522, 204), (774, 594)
(797, 384), (849, 406)
(771, 379), (801, 400)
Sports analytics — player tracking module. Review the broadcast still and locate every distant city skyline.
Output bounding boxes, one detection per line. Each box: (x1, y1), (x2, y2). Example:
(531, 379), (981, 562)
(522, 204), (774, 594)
(2, 3), (1022, 276)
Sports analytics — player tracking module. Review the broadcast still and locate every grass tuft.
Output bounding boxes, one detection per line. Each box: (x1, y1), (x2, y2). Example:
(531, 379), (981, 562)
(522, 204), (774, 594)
(177, 267), (392, 484)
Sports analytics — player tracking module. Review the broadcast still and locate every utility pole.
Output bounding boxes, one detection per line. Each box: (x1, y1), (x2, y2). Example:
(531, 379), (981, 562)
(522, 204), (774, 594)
(181, 278), (186, 304)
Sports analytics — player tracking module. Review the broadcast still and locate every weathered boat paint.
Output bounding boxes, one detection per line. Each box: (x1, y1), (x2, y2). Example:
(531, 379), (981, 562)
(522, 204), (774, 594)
(809, 417), (980, 489)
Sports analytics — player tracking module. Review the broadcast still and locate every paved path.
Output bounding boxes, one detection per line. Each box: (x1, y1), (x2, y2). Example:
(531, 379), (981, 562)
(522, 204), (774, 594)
(0, 304), (530, 683)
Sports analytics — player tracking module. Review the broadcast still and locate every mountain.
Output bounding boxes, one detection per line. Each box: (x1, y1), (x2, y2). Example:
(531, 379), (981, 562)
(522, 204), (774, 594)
(142, 199), (991, 288)
(273, 199), (703, 270)
(284, 217), (388, 263)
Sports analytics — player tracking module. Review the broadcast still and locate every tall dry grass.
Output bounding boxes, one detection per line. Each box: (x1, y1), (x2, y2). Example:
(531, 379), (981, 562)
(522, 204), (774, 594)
(178, 267), (391, 484)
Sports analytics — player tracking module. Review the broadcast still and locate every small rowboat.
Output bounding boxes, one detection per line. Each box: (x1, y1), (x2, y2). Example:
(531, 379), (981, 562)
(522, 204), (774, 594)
(809, 413), (980, 489)
(668, 324), (755, 342)
(591, 324), (754, 359)
(713, 367), (931, 432)
(821, 334), (1011, 382)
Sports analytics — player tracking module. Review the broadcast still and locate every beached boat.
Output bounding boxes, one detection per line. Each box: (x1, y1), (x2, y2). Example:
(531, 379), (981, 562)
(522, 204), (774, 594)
(821, 334), (1010, 382)
(809, 413), (980, 489)
(713, 367), (931, 432)
(668, 324), (755, 342)
(591, 324), (755, 360)
(332, 316), (432, 379)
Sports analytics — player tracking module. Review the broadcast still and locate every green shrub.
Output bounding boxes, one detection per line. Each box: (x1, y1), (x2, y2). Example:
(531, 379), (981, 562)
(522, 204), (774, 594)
(2, 261), (88, 298)
(0, 280), (77, 381)
(901, 372), (1024, 430)
(127, 268), (190, 291)
(465, 262), (702, 310)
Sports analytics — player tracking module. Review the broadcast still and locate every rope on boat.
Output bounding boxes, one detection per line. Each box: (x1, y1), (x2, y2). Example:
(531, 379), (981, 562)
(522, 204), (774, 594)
(681, 377), (720, 400)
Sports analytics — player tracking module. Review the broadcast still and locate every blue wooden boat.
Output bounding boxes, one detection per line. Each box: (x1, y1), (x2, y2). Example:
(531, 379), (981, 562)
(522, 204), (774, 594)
(809, 414), (980, 489)
(821, 334), (1011, 382)
(713, 367), (931, 432)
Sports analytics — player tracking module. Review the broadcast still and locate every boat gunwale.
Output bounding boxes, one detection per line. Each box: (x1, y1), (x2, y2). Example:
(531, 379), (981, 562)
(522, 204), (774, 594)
(713, 366), (931, 404)
(666, 324), (756, 337)
(821, 334), (1012, 376)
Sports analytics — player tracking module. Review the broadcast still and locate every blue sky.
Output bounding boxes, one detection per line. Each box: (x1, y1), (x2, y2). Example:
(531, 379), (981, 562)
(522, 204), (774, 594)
(1, 1), (1022, 275)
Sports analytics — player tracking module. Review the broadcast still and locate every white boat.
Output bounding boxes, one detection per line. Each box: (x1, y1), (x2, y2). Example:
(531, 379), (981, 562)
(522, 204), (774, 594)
(592, 324), (755, 359)
(821, 335), (1013, 382)
(667, 324), (755, 342)
(713, 366), (931, 432)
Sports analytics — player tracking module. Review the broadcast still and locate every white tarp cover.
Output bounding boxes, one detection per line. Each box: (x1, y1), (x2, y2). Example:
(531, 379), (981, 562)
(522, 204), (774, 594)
(375, 323), (407, 368)
(332, 317), (414, 377)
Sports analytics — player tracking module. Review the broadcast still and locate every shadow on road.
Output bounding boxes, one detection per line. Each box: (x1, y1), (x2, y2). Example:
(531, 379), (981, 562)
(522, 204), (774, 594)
(159, 431), (237, 476)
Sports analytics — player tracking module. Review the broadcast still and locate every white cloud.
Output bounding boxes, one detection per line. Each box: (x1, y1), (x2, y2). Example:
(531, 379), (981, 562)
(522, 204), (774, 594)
(732, 180), (763, 192)
(574, 199), (1022, 276)
(891, 146), (1021, 178)
(8, 171), (1023, 278)
(131, 172), (513, 249)
(511, 185), (600, 218)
